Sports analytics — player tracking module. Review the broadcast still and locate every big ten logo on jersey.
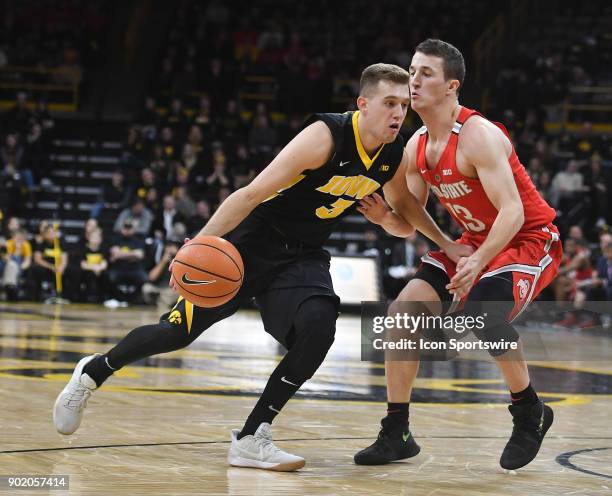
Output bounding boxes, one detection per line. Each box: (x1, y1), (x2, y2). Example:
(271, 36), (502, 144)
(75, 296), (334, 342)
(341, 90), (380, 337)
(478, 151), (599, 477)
(315, 175), (381, 219)
(379, 164), (390, 172)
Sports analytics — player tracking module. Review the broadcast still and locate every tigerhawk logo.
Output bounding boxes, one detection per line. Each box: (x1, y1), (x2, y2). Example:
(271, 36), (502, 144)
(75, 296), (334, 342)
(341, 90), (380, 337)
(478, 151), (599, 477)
(168, 310), (182, 325)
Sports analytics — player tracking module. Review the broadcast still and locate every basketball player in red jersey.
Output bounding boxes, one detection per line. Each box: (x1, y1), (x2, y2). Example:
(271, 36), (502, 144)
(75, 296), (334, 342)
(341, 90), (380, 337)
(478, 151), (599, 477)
(355, 39), (563, 470)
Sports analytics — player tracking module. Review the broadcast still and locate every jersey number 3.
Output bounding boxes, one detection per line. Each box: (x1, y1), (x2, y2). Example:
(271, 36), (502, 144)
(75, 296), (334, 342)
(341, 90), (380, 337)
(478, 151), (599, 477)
(316, 198), (355, 219)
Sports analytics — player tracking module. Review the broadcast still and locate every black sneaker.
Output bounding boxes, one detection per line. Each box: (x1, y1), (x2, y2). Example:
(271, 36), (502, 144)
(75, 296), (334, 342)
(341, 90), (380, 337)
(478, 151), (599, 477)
(500, 400), (553, 470)
(354, 421), (420, 465)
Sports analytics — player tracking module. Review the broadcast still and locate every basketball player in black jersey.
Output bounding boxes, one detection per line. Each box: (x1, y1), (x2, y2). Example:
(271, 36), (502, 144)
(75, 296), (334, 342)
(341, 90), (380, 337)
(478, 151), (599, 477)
(54, 63), (470, 471)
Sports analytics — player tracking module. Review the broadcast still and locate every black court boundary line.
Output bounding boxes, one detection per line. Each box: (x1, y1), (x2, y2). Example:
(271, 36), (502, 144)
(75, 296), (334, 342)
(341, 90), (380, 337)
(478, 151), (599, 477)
(556, 447), (612, 480)
(3, 436), (612, 456)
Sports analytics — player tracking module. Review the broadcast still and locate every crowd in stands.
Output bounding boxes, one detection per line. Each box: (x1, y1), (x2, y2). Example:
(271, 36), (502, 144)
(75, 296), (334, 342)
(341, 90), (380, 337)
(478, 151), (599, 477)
(0, 0), (610, 328)
(0, 0), (107, 86)
(153, 0), (494, 112)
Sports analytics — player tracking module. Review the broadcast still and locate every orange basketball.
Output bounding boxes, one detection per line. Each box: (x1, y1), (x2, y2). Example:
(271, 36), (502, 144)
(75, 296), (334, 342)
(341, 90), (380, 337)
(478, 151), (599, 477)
(171, 235), (244, 308)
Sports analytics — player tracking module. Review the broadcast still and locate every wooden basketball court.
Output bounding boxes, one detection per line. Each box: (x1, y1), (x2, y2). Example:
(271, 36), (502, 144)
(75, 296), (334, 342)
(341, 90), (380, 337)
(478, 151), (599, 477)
(1, 303), (611, 495)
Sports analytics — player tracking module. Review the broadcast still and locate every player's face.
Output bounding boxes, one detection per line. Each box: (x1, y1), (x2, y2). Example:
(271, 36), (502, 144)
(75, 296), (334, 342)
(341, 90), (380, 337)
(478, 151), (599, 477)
(361, 80), (410, 143)
(409, 52), (453, 110)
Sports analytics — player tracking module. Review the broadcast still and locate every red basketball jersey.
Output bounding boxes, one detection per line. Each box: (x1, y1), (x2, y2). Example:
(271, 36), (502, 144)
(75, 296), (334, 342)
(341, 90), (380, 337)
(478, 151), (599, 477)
(416, 106), (556, 243)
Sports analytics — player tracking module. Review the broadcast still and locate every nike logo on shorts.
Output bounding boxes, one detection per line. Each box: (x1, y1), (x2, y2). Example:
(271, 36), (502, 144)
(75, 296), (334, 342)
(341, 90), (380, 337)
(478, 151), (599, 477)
(181, 274), (216, 285)
(281, 376), (298, 387)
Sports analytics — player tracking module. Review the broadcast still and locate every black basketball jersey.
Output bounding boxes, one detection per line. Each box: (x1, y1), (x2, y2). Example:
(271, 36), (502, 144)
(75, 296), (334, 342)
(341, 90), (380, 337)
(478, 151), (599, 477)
(253, 111), (405, 247)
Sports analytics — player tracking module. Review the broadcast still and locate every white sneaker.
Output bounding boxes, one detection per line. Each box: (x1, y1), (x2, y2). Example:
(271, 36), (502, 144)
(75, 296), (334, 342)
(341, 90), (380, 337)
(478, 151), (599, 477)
(103, 299), (120, 309)
(53, 354), (99, 435)
(228, 423), (305, 471)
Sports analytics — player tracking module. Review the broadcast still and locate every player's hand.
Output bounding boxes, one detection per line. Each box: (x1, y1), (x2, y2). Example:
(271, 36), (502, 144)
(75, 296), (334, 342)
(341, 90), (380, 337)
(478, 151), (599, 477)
(357, 193), (390, 225)
(168, 237), (190, 289)
(442, 241), (474, 263)
(446, 254), (483, 298)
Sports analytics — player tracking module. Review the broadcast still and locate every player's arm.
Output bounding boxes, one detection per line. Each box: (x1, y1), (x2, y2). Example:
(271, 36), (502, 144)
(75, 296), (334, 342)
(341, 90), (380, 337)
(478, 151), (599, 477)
(358, 150), (415, 237)
(384, 142), (455, 248)
(360, 136), (471, 262)
(198, 121), (333, 237)
(359, 135), (426, 236)
(447, 119), (525, 296)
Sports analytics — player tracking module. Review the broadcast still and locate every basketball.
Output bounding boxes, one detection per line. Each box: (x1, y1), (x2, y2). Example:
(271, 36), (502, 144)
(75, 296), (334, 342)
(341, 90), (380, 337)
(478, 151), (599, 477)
(171, 236), (244, 308)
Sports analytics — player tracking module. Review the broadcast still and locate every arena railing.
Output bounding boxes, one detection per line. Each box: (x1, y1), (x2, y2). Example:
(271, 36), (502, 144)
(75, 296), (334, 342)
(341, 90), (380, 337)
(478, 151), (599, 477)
(0, 66), (80, 112)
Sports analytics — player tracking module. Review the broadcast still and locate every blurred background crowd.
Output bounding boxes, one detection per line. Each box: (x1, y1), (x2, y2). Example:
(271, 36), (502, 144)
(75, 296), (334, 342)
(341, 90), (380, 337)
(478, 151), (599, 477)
(0, 0), (610, 326)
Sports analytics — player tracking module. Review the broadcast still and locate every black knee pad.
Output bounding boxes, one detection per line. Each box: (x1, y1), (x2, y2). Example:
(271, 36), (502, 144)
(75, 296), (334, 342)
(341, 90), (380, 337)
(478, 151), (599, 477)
(286, 296), (337, 382)
(463, 275), (519, 356)
(156, 322), (194, 351)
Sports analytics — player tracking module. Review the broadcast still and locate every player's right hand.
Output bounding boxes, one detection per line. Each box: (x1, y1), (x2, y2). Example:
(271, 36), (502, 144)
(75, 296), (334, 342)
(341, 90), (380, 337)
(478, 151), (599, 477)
(168, 237), (190, 289)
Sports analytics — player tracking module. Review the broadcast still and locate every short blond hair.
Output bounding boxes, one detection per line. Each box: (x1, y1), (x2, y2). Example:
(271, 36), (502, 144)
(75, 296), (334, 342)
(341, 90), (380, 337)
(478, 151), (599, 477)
(359, 63), (410, 96)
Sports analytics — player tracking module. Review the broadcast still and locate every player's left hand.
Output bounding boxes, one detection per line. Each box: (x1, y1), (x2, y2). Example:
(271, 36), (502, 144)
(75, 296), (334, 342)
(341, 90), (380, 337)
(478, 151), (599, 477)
(442, 241), (474, 263)
(357, 192), (390, 225)
(446, 254), (483, 298)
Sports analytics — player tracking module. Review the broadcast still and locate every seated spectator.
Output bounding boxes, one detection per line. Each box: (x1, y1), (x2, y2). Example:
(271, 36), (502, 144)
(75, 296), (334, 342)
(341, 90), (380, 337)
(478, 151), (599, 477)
(31, 225), (73, 301)
(92, 169), (132, 219)
(217, 99), (247, 145)
(122, 126), (146, 169)
(114, 198), (154, 236)
(33, 219), (49, 245)
(1, 133), (33, 189)
(142, 239), (180, 308)
(181, 143), (200, 171)
(383, 234), (430, 298)
(567, 225), (586, 245)
(164, 98), (189, 138)
(1, 228), (32, 301)
(105, 219), (148, 307)
(135, 167), (161, 200)
(4, 92), (30, 135)
(137, 96), (161, 130)
(148, 147), (172, 183)
(584, 154), (610, 226)
(144, 187), (160, 214)
(214, 186), (232, 211)
(77, 228), (109, 303)
(174, 186), (196, 219)
(549, 160), (589, 211)
(84, 218), (100, 241)
(23, 123), (47, 184)
(231, 144), (256, 188)
(191, 96), (214, 140)
(592, 239), (612, 302)
(248, 115), (277, 156)
(158, 127), (179, 161)
(188, 200), (211, 236)
(3, 216), (22, 239)
(206, 153), (233, 196)
(186, 125), (210, 157)
(554, 237), (593, 327)
(153, 195), (187, 239)
(31, 99), (55, 129)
